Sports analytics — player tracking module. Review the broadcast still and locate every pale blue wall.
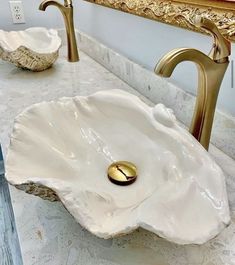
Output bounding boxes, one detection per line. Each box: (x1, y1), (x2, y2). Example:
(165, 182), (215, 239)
(0, 0), (234, 116)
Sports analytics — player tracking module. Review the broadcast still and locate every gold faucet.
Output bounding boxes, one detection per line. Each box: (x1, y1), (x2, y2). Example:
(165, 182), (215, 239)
(155, 17), (231, 150)
(39, 0), (79, 62)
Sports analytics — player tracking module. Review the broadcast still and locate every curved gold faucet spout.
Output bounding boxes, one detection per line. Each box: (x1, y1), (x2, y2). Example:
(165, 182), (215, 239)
(39, 0), (79, 62)
(39, 0), (64, 11)
(155, 48), (215, 77)
(155, 47), (229, 150)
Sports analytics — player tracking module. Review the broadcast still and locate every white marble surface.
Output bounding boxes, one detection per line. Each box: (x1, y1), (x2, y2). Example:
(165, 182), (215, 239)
(1, 46), (235, 264)
(77, 31), (235, 161)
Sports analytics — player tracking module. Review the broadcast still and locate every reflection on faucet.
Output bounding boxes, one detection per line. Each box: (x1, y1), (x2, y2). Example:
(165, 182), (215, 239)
(155, 17), (231, 150)
(39, 0), (79, 62)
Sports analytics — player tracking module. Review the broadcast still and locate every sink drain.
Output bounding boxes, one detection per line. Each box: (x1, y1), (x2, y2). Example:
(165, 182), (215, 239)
(107, 161), (137, 186)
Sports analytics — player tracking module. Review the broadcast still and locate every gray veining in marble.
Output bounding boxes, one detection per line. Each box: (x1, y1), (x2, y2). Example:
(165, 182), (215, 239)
(76, 31), (235, 161)
(1, 44), (235, 265)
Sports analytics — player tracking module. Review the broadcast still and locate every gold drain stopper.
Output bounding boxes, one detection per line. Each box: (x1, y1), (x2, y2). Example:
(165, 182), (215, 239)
(107, 161), (137, 186)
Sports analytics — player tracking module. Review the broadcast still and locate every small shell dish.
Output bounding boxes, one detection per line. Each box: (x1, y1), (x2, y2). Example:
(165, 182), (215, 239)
(0, 27), (61, 71)
(6, 89), (230, 245)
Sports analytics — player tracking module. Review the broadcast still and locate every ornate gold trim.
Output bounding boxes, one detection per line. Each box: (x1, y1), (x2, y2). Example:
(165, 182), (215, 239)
(84, 0), (235, 42)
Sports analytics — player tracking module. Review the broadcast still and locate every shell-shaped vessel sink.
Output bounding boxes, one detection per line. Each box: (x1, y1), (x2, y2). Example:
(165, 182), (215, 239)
(6, 89), (230, 245)
(0, 27), (61, 71)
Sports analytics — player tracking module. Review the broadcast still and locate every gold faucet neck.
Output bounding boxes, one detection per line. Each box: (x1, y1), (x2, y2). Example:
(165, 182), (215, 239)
(64, 0), (72, 7)
(39, 0), (79, 62)
(154, 18), (231, 150)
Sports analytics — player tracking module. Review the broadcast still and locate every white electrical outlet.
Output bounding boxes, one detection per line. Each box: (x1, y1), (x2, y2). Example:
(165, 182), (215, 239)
(9, 1), (25, 24)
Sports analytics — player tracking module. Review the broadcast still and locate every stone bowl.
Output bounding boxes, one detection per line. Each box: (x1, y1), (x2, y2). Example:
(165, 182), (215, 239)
(0, 27), (61, 71)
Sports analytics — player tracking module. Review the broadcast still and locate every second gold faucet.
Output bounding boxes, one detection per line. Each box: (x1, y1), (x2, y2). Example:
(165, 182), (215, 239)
(155, 17), (231, 150)
(39, 0), (79, 62)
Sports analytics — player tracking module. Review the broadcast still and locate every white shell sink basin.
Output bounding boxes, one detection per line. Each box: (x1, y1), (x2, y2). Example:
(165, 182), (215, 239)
(0, 27), (61, 71)
(6, 89), (230, 245)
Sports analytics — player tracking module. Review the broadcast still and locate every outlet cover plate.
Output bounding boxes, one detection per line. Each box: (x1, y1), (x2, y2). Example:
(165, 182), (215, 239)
(9, 1), (25, 24)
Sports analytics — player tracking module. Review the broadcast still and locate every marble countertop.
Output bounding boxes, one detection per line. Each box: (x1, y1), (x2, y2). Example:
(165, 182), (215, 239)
(1, 47), (235, 265)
